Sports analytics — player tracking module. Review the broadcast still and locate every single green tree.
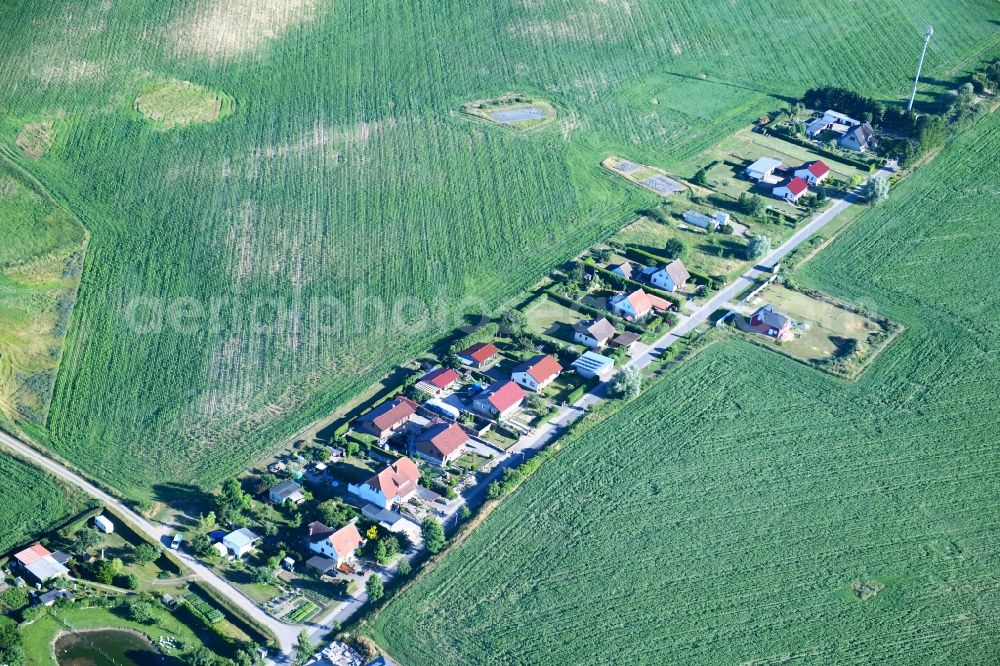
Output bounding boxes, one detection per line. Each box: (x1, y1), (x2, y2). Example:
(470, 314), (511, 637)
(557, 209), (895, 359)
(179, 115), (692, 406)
(190, 533), (214, 558)
(253, 566), (278, 585)
(316, 498), (350, 526)
(197, 511), (217, 531)
(74, 526), (101, 554)
(863, 176), (889, 205)
(612, 366), (642, 400)
(218, 478), (252, 515)
(397, 558), (412, 576)
(366, 574), (385, 603)
(121, 573), (141, 590)
(745, 234), (771, 261)
(421, 517), (446, 554)
(94, 559), (119, 585)
(663, 238), (687, 260)
(295, 630), (316, 665)
(133, 543), (158, 565)
(128, 600), (155, 624)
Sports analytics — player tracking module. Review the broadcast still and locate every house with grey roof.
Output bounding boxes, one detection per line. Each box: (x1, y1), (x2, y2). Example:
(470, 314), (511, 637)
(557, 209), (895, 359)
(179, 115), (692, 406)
(650, 260), (690, 293)
(749, 304), (792, 339)
(573, 318), (616, 349)
(838, 122), (877, 152)
(269, 479), (305, 505)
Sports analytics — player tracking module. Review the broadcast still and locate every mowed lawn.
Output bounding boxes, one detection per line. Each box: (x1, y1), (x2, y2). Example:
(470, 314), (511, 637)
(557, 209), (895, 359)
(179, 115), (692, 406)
(0, 0), (996, 498)
(369, 115), (1000, 664)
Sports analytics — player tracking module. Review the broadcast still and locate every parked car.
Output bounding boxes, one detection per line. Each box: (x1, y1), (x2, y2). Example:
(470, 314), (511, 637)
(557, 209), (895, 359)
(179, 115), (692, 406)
(170, 533), (183, 550)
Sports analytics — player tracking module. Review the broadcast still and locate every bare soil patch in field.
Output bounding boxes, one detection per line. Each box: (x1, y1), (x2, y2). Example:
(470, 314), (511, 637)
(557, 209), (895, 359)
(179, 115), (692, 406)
(134, 79), (233, 128)
(169, 0), (320, 60)
(16, 119), (57, 158)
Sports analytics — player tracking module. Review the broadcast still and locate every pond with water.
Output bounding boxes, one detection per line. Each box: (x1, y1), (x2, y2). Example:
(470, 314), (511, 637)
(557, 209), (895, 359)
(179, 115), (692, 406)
(54, 629), (162, 666)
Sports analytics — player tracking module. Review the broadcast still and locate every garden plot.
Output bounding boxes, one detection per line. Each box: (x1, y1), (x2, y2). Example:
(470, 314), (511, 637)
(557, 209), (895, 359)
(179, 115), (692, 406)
(603, 156), (684, 197)
(462, 93), (556, 129)
(523, 295), (589, 349)
(740, 283), (898, 378)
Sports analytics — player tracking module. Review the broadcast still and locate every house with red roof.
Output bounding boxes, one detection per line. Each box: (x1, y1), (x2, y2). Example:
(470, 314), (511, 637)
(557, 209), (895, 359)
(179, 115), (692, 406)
(511, 354), (562, 393)
(472, 380), (526, 420)
(356, 396), (419, 441)
(457, 342), (500, 369)
(307, 520), (365, 566)
(14, 544), (69, 583)
(794, 160), (830, 186)
(416, 367), (460, 395)
(773, 176), (809, 203)
(413, 421), (469, 466)
(347, 457), (421, 510)
(610, 289), (671, 321)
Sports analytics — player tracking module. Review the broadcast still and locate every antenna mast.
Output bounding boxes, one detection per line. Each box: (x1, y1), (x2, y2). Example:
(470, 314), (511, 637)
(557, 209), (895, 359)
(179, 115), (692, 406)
(907, 26), (933, 112)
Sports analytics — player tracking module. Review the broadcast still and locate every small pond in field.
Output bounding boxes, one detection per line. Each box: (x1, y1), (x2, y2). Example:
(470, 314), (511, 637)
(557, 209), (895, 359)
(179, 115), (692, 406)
(54, 629), (162, 666)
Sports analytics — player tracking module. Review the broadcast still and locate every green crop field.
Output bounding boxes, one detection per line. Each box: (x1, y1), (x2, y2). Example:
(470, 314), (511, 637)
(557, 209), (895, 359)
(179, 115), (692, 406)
(0, 0), (996, 501)
(370, 113), (1000, 664)
(0, 158), (86, 425)
(0, 452), (89, 553)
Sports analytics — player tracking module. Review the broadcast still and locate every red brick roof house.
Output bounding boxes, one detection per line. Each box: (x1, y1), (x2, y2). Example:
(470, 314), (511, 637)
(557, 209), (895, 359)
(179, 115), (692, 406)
(418, 367), (460, 394)
(413, 421), (469, 466)
(749, 304), (793, 340)
(794, 160), (830, 186)
(307, 520), (364, 566)
(511, 354), (563, 393)
(356, 396), (419, 440)
(347, 457), (421, 510)
(457, 342), (500, 369)
(773, 176), (809, 203)
(472, 380), (526, 420)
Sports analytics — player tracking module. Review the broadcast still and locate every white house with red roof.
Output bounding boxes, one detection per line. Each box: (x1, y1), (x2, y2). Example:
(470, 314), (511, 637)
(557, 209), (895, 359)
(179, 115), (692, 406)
(473, 380), (526, 420)
(413, 421), (469, 466)
(773, 177), (809, 203)
(511, 354), (562, 393)
(794, 160), (830, 186)
(610, 289), (670, 320)
(457, 342), (500, 369)
(356, 396), (419, 441)
(307, 520), (364, 566)
(13, 544), (69, 583)
(416, 367), (460, 396)
(348, 457), (421, 510)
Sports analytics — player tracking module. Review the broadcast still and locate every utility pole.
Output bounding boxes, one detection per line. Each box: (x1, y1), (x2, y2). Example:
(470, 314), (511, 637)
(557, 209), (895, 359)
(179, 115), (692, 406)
(907, 26), (934, 112)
